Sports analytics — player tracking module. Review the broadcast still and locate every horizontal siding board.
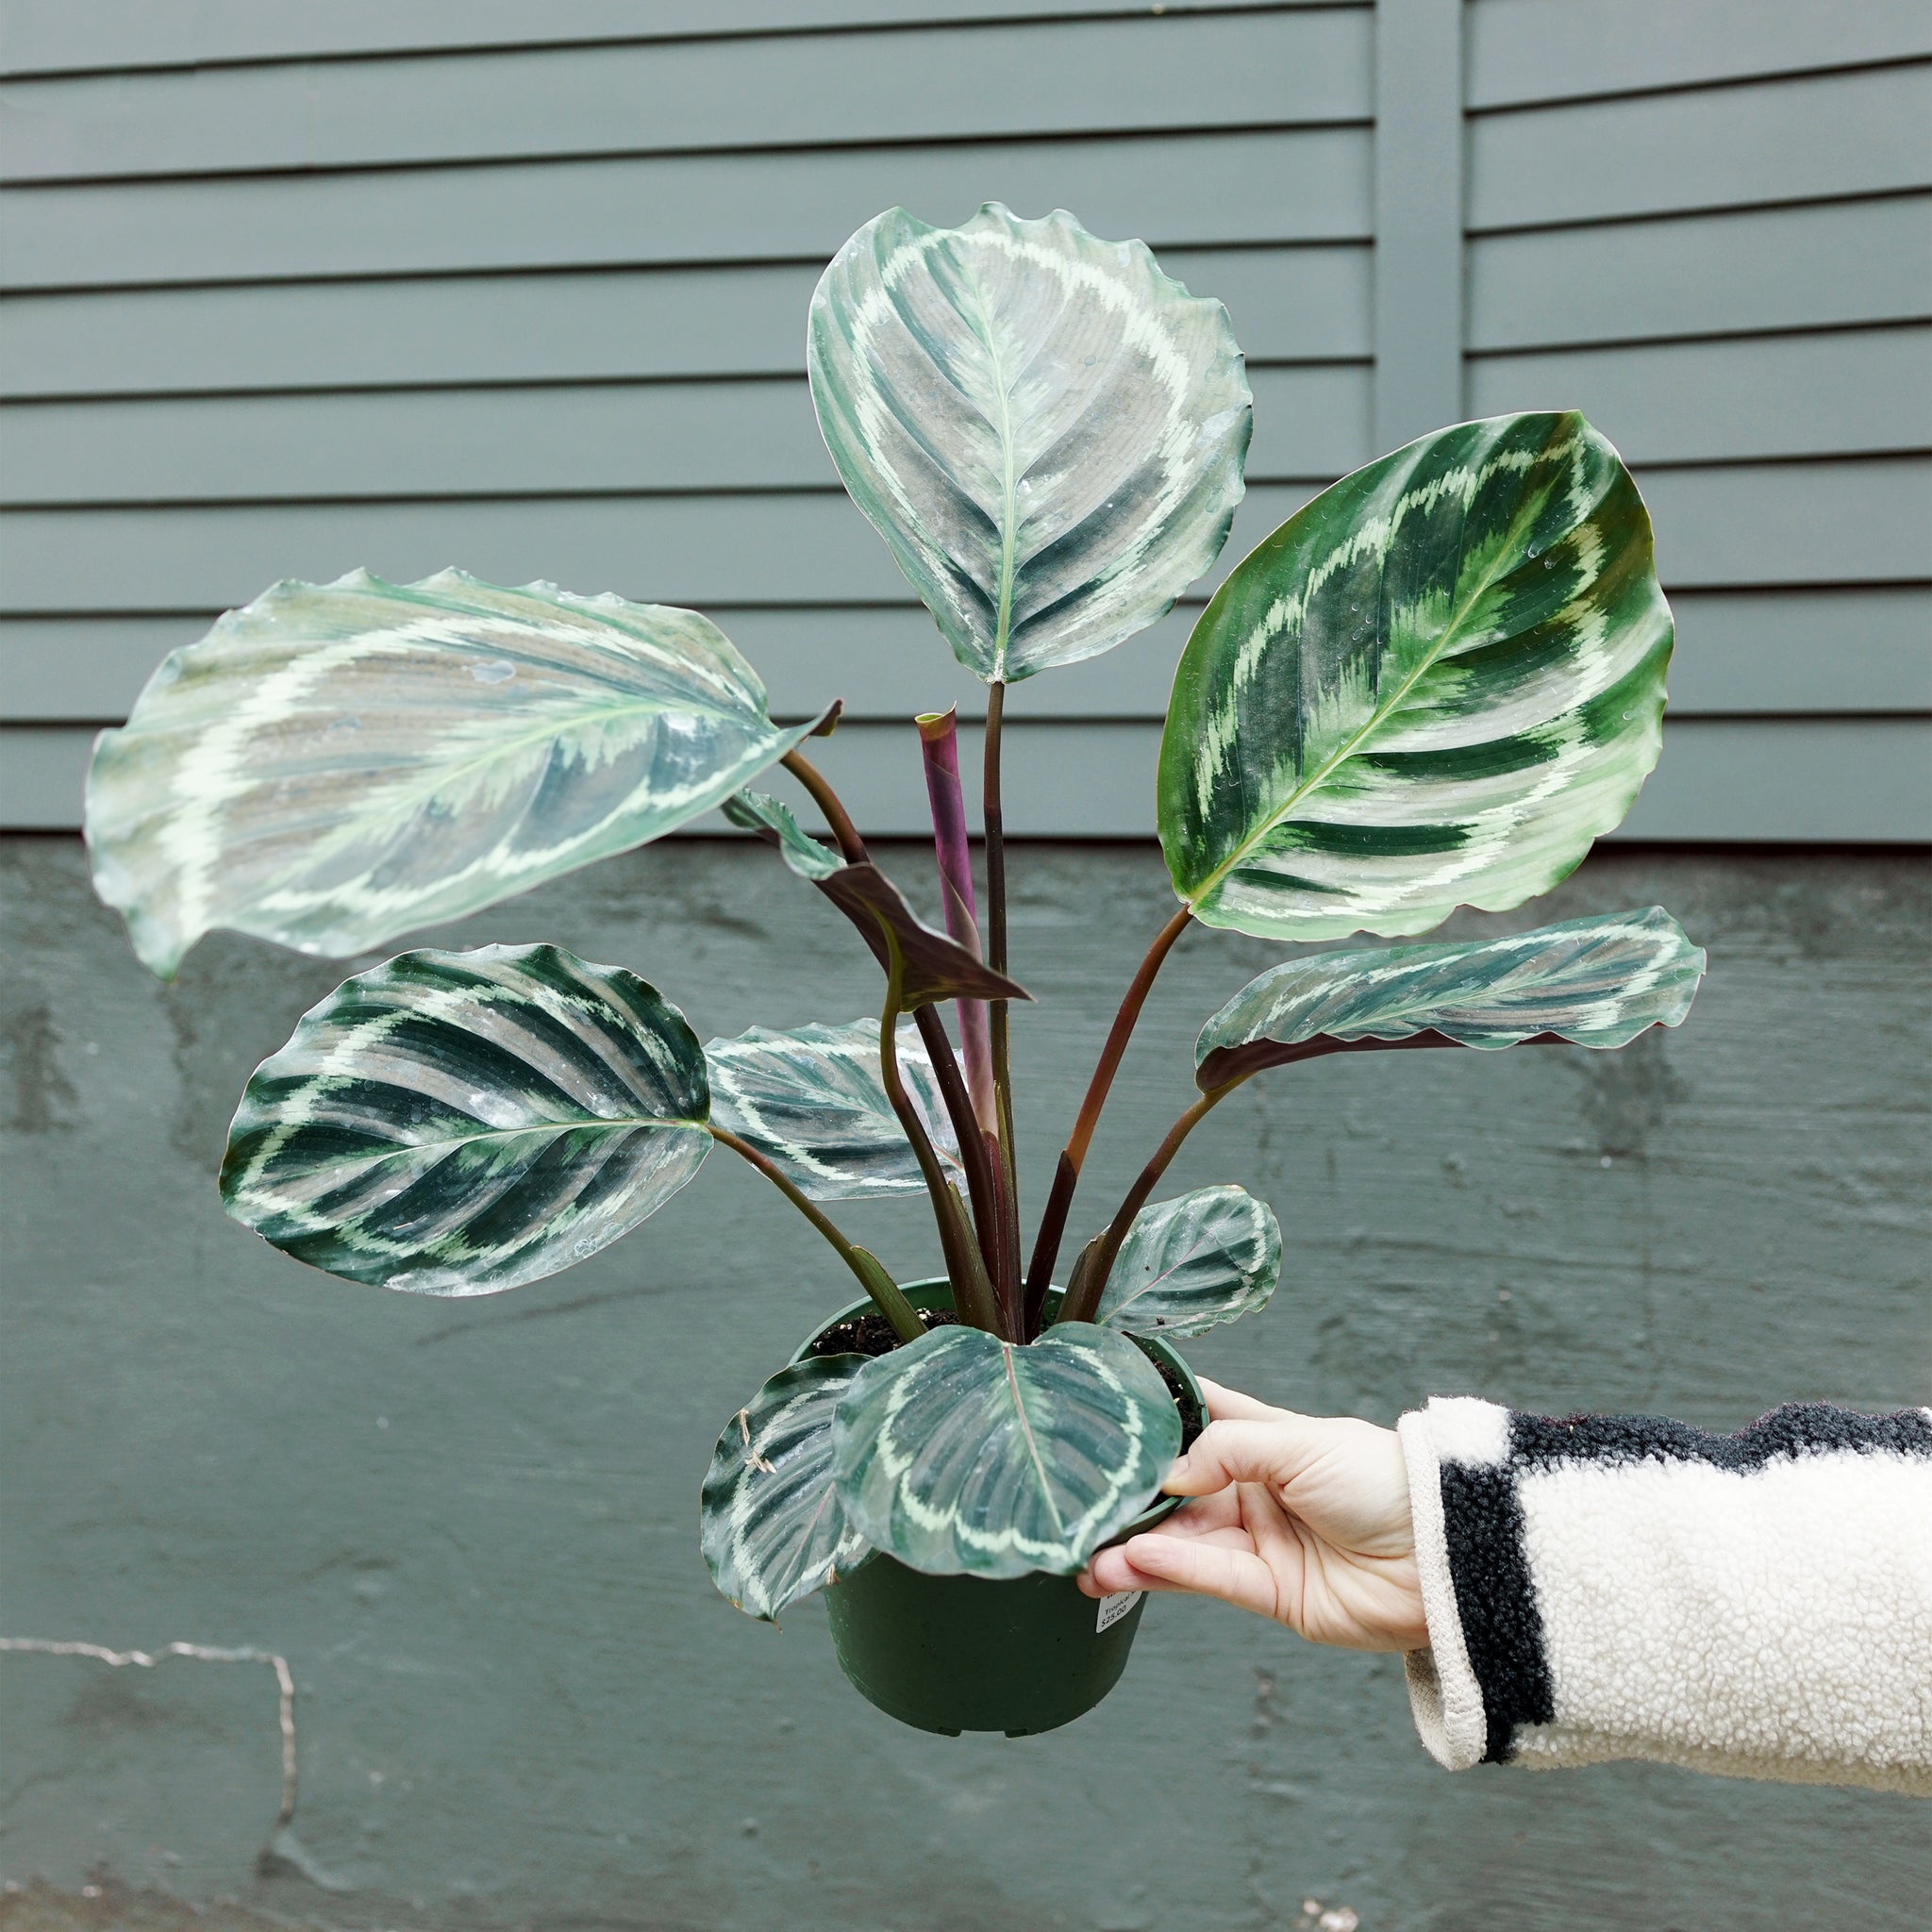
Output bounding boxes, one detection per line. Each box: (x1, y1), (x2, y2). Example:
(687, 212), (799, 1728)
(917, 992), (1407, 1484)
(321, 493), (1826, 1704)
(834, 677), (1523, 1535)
(1662, 588), (1932, 715)
(6, 461), (1920, 615)
(0, 485), (1320, 616)
(1611, 718), (1932, 842)
(1467, 325), (1932, 464)
(0, 245), (1373, 399)
(8, 717), (1926, 840)
(0, 128), (1374, 291)
(1467, 0), (1932, 110)
(1467, 64), (1932, 233)
(11, 587), (1924, 727)
(0, 2), (1307, 77)
(1640, 458), (1932, 589)
(0, 365), (1373, 505)
(0, 11), (1371, 182)
(1467, 195), (1932, 351)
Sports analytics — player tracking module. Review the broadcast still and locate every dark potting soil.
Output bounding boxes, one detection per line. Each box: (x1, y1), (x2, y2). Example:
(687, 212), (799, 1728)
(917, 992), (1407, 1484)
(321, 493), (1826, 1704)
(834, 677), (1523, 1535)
(806, 1307), (959, 1358)
(805, 1310), (1204, 1453)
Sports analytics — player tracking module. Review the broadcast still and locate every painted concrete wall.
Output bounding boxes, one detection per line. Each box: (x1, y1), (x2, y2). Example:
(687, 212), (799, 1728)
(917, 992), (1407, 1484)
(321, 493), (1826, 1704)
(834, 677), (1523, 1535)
(2, 835), (1927, 1928)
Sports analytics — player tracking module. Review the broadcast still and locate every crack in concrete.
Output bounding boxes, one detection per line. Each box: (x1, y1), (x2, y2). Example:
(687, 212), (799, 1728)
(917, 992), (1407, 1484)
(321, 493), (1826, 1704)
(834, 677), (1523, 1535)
(0, 1638), (297, 1828)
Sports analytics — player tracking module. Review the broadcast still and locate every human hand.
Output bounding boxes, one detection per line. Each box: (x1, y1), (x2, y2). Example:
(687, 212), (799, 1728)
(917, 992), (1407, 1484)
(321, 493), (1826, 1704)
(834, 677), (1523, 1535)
(1078, 1378), (1427, 1652)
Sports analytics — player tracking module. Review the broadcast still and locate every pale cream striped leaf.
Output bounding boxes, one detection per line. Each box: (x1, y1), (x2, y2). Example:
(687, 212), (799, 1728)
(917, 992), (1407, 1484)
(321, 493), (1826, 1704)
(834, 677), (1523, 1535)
(832, 1323), (1180, 1577)
(704, 1016), (966, 1201)
(808, 203), (1251, 683)
(1194, 908), (1705, 1090)
(702, 1355), (871, 1622)
(220, 944), (709, 1295)
(86, 569), (826, 977)
(1159, 413), (1673, 941)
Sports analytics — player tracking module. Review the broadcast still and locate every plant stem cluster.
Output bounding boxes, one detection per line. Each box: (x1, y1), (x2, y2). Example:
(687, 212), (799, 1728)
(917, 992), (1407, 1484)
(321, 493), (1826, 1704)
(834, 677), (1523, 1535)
(724, 717), (1236, 1347)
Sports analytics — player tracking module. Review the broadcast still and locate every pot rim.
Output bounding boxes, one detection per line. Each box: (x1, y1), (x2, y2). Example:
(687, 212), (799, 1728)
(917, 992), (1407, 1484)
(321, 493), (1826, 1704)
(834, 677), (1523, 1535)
(789, 1275), (1201, 1547)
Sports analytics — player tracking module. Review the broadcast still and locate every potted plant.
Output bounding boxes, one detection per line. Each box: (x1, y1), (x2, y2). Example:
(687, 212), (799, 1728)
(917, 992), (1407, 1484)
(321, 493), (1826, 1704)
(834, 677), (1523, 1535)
(81, 204), (1704, 1739)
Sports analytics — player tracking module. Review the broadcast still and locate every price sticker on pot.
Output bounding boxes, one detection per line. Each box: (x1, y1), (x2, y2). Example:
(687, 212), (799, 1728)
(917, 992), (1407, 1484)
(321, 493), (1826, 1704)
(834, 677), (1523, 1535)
(1095, 1590), (1143, 1634)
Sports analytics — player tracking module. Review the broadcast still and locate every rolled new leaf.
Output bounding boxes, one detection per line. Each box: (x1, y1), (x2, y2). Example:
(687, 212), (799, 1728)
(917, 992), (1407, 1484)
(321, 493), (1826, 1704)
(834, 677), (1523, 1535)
(1195, 907), (1706, 1091)
(725, 788), (1028, 1010)
(809, 203), (1251, 682)
(221, 943), (709, 1294)
(917, 708), (996, 1133)
(705, 1016), (967, 1201)
(702, 1355), (872, 1621)
(832, 1323), (1180, 1577)
(87, 570), (830, 978)
(1093, 1185), (1281, 1338)
(1159, 413), (1673, 942)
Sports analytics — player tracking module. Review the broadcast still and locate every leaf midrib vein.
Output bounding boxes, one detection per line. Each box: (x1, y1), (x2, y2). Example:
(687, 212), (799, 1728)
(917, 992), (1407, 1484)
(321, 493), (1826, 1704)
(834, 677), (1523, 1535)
(959, 265), (1021, 680)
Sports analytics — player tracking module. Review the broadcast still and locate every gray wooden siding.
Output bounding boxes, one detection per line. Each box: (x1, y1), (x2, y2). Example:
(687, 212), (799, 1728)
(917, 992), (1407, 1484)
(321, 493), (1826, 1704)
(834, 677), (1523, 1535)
(1, 1), (1926, 838)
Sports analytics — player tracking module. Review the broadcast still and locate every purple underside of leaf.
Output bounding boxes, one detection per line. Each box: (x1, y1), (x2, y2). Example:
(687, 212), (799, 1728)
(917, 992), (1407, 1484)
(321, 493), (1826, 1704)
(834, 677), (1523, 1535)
(817, 863), (1028, 1008)
(1193, 1027), (1573, 1092)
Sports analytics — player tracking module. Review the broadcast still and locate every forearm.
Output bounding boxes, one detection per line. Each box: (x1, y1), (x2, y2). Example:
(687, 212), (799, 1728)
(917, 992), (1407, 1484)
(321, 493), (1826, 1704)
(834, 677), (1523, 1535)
(1397, 1397), (1932, 1793)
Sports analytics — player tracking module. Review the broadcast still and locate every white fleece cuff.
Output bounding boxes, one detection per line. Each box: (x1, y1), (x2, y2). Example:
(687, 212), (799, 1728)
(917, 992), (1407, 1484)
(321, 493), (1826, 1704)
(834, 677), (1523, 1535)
(1398, 1401), (1505, 1771)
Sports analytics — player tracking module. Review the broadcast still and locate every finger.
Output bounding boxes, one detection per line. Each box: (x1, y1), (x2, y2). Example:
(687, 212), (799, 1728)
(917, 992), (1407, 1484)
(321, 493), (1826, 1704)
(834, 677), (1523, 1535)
(1081, 1537), (1250, 1599)
(1108, 1531), (1286, 1622)
(1196, 1378), (1287, 1424)
(1163, 1416), (1328, 1496)
(1146, 1490), (1244, 1538)
(1079, 1542), (1173, 1596)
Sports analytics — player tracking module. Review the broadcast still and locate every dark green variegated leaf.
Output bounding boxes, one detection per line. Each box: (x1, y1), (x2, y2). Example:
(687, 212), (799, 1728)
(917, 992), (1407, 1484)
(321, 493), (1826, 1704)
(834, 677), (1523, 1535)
(1094, 1185), (1281, 1338)
(705, 1016), (966, 1200)
(1159, 412), (1673, 941)
(832, 1323), (1180, 1577)
(721, 788), (843, 881)
(809, 203), (1251, 683)
(1195, 907), (1705, 1090)
(220, 944), (708, 1294)
(701, 1355), (871, 1621)
(86, 569), (827, 978)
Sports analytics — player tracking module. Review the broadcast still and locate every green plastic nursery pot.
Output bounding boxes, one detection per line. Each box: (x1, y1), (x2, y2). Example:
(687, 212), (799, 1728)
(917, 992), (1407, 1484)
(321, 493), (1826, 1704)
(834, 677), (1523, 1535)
(792, 1280), (1205, 1738)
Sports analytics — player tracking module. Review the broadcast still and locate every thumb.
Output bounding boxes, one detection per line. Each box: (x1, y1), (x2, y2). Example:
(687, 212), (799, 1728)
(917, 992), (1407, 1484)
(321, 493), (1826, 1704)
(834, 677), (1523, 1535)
(1163, 1416), (1326, 1497)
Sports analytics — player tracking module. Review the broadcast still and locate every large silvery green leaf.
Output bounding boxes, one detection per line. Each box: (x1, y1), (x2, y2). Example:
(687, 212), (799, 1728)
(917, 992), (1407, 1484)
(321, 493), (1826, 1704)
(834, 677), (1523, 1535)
(86, 569), (827, 978)
(1194, 907), (1706, 1090)
(220, 944), (708, 1294)
(1094, 1185), (1281, 1338)
(701, 1355), (871, 1622)
(808, 203), (1251, 683)
(832, 1323), (1180, 1577)
(1159, 412), (1673, 941)
(705, 1016), (966, 1201)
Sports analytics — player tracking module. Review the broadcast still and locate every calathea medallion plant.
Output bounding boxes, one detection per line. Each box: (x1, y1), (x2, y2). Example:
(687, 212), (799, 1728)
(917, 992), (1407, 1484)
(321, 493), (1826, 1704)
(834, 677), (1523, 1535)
(83, 204), (1705, 1738)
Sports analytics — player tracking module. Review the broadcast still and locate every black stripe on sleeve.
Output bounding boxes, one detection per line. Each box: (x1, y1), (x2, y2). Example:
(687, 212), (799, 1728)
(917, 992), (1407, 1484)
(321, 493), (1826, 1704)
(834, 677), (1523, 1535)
(1508, 1402), (1932, 1474)
(1438, 1458), (1554, 1763)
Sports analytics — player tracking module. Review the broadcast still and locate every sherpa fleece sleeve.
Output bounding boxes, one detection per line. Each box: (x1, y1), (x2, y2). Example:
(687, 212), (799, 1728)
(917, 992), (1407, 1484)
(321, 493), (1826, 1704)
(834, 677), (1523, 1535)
(1395, 1397), (1932, 1793)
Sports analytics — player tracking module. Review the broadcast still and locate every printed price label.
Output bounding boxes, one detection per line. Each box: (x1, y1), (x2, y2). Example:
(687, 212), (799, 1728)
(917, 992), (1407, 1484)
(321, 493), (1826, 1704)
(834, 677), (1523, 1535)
(1095, 1590), (1143, 1634)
